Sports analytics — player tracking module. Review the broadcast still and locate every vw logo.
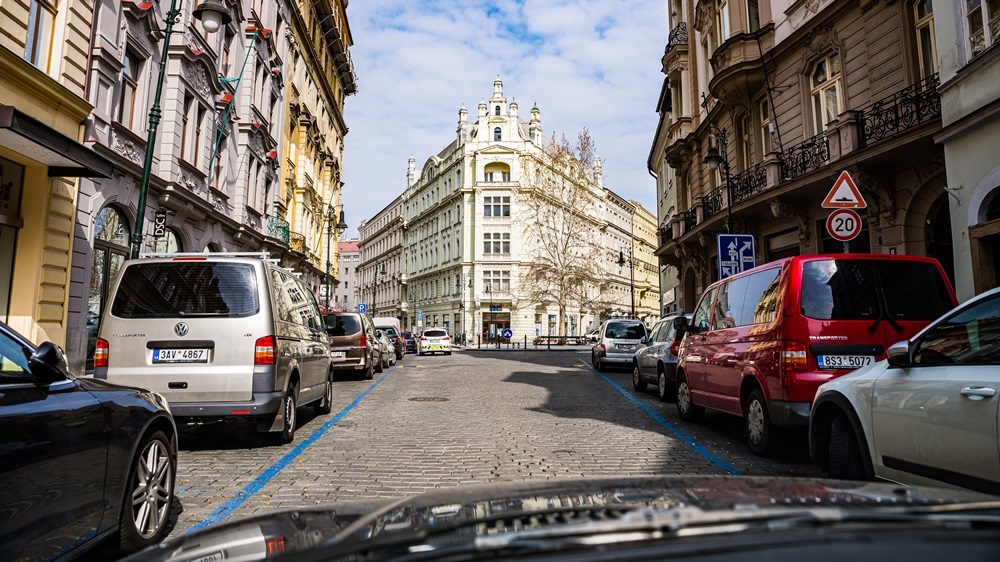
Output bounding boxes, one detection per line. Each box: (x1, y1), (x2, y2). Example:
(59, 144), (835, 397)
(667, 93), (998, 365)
(174, 322), (189, 337)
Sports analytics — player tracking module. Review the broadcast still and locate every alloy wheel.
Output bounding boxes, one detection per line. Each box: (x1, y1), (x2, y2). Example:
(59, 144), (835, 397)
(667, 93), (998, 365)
(746, 398), (765, 446)
(130, 438), (173, 540)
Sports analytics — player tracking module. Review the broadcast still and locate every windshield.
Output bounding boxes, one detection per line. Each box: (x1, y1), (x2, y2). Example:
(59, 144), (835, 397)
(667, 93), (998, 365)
(110, 263), (259, 318)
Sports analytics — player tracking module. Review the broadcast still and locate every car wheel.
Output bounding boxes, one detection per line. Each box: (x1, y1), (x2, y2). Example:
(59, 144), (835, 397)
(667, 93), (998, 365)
(675, 374), (704, 421)
(744, 388), (776, 457)
(363, 358), (374, 380)
(828, 415), (871, 480)
(314, 372), (333, 415)
(274, 384), (298, 444)
(119, 430), (174, 553)
(375, 354), (384, 373)
(657, 371), (670, 402)
(632, 365), (647, 392)
(593, 354), (603, 371)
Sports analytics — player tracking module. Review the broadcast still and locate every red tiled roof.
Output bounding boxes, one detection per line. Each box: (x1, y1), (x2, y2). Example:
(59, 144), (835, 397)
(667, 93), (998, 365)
(338, 241), (359, 253)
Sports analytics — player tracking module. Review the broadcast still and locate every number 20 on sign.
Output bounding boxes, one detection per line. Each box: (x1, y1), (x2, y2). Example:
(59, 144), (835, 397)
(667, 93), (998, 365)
(826, 208), (862, 242)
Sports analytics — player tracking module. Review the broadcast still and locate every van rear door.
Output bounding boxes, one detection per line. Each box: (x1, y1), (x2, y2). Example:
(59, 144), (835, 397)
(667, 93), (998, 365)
(101, 260), (264, 403)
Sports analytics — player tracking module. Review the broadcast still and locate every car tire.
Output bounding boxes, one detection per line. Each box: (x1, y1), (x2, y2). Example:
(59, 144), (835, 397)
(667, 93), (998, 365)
(119, 430), (175, 554)
(632, 365), (647, 392)
(274, 384), (298, 444)
(314, 372), (333, 415)
(676, 374), (704, 421)
(593, 354), (603, 372)
(446, 351), (452, 355)
(828, 415), (870, 480)
(744, 388), (776, 457)
(375, 354), (384, 373)
(657, 371), (670, 402)
(363, 358), (374, 380)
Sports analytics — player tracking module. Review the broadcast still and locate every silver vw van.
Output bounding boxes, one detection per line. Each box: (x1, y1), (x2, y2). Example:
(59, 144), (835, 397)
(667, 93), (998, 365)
(94, 253), (332, 444)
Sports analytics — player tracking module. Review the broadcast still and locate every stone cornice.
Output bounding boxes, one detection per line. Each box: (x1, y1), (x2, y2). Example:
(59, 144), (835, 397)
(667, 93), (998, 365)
(0, 45), (92, 121)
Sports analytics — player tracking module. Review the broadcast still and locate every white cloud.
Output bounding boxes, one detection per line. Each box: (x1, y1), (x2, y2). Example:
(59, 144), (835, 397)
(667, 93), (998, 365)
(340, 0), (668, 236)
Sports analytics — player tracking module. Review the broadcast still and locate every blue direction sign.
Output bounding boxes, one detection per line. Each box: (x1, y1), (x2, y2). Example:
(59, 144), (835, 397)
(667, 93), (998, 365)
(501, 328), (513, 339)
(358, 303), (367, 313)
(717, 233), (756, 280)
(417, 310), (423, 324)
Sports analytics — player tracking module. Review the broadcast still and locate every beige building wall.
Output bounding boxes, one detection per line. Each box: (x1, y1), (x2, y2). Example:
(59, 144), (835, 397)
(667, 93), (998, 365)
(631, 201), (660, 322)
(0, 0), (111, 347)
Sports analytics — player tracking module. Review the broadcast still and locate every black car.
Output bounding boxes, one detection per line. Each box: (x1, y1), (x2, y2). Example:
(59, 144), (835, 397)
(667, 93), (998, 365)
(401, 331), (417, 353)
(0, 321), (178, 560)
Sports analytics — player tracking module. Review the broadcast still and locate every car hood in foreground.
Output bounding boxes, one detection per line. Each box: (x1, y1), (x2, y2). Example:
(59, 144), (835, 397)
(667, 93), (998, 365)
(131, 476), (1000, 561)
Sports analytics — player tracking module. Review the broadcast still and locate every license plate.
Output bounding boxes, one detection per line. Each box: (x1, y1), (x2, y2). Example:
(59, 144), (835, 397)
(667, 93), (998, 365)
(331, 351), (344, 358)
(817, 355), (874, 369)
(153, 348), (208, 363)
(618, 344), (634, 350)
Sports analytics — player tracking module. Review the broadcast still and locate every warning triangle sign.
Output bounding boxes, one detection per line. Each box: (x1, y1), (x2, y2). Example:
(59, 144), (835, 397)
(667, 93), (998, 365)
(822, 171), (867, 209)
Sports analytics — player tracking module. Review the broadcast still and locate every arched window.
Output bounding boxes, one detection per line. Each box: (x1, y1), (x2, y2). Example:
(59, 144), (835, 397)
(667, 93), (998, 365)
(810, 53), (842, 134)
(494, 127), (502, 141)
(154, 228), (183, 253)
(495, 105), (501, 115)
(87, 206), (130, 371)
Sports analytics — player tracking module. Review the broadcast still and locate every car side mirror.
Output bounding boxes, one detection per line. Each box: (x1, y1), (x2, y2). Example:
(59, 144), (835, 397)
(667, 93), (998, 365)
(886, 340), (912, 368)
(672, 316), (689, 334)
(29, 342), (71, 383)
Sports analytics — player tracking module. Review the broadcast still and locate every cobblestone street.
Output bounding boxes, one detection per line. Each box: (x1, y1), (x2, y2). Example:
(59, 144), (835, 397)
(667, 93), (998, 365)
(166, 348), (820, 539)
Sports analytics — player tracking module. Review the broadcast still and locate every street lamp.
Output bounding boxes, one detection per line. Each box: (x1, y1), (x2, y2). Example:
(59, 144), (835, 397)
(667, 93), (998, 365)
(130, 0), (231, 259)
(616, 249), (635, 318)
(324, 204), (347, 310)
(703, 127), (734, 234)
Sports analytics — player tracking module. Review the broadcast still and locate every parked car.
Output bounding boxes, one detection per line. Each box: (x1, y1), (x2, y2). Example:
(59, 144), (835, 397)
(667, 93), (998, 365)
(326, 310), (379, 380)
(672, 253), (957, 456)
(380, 325), (405, 359)
(632, 313), (690, 401)
(810, 285), (1000, 491)
(0, 321), (178, 560)
(591, 319), (648, 371)
(95, 253), (333, 445)
(374, 329), (394, 369)
(585, 328), (601, 343)
(418, 328), (452, 355)
(401, 331), (417, 353)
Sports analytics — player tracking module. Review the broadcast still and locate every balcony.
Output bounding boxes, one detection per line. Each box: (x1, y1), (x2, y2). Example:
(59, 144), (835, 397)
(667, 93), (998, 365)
(661, 22), (689, 74)
(665, 22), (687, 53)
(858, 73), (941, 148)
(266, 215), (290, 243)
(730, 163), (767, 205)
(701, 188), (724, 218)
(682, 208), (697, 233)
(779, 134), (829, 181)
(658, 225), (673, 247)
(707, 25), (773, 105)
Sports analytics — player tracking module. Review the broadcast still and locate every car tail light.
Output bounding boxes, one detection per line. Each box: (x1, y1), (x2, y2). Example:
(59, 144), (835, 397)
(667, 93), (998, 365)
(669, 340), (680, 357)
(95, 338), (109, 367)
(442, 336), (450, 341)
(360, 335), (367, 349)
(255, 336), (276, 365)
(265, 536), (286, 555)
(781, 340), (808, 380)
(599, 344), (606, 356)
(420, 337), (428, 342)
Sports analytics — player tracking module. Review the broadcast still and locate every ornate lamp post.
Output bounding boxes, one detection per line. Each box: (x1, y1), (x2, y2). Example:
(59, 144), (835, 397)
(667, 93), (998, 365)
(324, 204), (347, 310)
(130, 1), (231, 258)
(703, 126), (734, 234)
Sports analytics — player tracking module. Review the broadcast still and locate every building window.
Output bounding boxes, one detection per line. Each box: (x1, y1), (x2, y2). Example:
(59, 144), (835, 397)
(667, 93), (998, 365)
(495, 105), (501, 115)
(502, 171), (510, 181)
(484, 172), (494, 182)
(967, 0), (999, 56)
(715, 0), (730, 46)
(494, 127), (502, 141)
(119, 49), (141, 129)
(483, 232), (510, 254)
(25, 0), (57, 72)
(759, 98), (772, 155)
(738, 114), (751, 168)
(181, 95), (193, 162)
(914, 0), (938, 78)
(483, 196), (510, 217)
(810, 53), (842, 134)
(747, 0), (760, 31)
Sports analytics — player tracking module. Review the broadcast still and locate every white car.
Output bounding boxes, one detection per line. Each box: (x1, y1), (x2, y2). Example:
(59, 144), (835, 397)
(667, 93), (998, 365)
(810, 285), (1000, 493)
(418, 328), (452, 355)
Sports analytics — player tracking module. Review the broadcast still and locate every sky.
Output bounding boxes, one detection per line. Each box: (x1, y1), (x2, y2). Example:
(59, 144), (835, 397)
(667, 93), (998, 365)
(340, 0), (670, 238)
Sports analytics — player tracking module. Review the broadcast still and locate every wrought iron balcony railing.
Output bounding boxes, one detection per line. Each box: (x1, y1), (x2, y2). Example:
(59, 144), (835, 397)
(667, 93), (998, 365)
(779, 134), (829, 180)
(731, 163), (767, 205)
(665, 22), (688, 53)
(682, 207), (697, 232)
(702, 187), (724, 218)
(267, 215), (290, 243)
(858, 73), (941, 147)
(658, 224), (673, 246)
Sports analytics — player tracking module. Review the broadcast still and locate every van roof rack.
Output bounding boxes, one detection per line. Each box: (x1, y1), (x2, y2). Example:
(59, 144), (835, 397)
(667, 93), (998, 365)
(138, 251), (271, 259)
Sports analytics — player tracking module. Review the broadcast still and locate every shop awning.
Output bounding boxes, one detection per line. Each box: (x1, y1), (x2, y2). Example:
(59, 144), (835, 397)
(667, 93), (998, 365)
(0, 105), (114, 178)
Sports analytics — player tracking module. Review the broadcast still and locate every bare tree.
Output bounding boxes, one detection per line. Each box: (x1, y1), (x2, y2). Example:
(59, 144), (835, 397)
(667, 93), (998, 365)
(518, 133), (609, 336)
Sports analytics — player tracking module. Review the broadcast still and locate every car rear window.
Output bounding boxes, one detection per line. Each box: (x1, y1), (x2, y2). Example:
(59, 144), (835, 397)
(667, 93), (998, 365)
(605, 322), (645, 339)
(423, 330), (447, 337)
(326, 314), (361, 336)
(110, 263), (259, 318)
(800, 259), (952, 321)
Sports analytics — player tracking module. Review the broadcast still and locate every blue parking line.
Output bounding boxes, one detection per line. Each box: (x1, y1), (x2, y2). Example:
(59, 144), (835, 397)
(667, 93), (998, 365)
(589, 367), (743, 476)
(188, 367), (396, 533)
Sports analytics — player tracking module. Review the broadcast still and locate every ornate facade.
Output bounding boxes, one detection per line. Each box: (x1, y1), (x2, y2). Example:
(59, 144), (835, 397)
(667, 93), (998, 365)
(653, 0), (951, 311)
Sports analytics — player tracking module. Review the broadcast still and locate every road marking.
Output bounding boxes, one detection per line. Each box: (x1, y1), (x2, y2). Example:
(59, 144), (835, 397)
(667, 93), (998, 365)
(188, 366), (397, 533)
(589, 367), (743, 476)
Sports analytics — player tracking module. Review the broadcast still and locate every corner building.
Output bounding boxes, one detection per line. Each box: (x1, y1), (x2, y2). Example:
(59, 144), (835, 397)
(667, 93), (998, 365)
(401, 80), (656, 342)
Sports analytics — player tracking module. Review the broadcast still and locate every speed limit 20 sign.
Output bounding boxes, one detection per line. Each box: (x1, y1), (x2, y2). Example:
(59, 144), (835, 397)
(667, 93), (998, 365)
(826, 209), (862, 242)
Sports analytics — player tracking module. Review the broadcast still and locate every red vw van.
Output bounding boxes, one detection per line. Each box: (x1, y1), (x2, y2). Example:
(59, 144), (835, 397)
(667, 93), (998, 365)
(673, 254), (957, 456)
